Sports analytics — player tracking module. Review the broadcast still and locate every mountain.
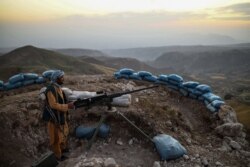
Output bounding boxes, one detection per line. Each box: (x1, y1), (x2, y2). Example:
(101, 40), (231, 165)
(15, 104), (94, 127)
(151, 49), (250, 76)
(103, 43), (250, 61)
(0, 45), (110, 80)
(55, 48), (109, 57)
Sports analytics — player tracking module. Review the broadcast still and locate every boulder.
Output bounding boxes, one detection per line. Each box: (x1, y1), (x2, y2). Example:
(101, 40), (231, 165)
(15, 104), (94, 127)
(215, 123), (243, 137)
(218, 105), (238, 123)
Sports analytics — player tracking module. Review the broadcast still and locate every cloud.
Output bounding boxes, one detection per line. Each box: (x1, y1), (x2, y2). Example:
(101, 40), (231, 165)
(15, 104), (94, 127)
(211, 2), (250, 21)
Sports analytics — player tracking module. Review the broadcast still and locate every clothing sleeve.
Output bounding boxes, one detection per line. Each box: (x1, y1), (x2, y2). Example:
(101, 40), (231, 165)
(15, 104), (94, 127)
(47, 91), (68, 112)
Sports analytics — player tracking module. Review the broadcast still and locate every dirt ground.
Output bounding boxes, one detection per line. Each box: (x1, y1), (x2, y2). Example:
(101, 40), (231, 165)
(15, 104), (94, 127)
(0, 75), (249, 167)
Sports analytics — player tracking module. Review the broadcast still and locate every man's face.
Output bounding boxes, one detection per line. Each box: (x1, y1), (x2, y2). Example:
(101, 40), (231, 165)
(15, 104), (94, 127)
(57, 76), (64, 85)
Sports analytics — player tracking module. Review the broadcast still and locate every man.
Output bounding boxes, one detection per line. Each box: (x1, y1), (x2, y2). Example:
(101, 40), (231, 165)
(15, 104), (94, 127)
(46, 70), (74, 161)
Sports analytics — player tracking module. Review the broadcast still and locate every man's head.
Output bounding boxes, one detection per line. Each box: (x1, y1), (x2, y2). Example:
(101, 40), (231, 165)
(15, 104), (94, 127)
(51, 70), (65, 85)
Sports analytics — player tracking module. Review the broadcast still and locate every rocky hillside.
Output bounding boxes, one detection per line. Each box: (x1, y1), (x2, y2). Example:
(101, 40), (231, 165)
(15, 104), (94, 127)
(0, 46), (112, 80)
(0, 75), (249, 167)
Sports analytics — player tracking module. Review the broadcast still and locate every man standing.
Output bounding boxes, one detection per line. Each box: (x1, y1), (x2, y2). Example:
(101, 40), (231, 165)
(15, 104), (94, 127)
(46, 70), (74, 161)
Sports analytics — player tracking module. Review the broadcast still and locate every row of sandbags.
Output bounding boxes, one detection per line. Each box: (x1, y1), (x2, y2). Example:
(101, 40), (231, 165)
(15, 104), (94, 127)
(114, 68), (225, 112)
(0, 70), (61, 91)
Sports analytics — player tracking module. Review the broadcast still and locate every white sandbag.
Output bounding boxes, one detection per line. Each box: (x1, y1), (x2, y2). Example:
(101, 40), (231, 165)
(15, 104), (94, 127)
(39, 87), (47, 101)
(62, 87), (73, 97)
(72, 91), (97, 99)
(112, 94), (131, 107)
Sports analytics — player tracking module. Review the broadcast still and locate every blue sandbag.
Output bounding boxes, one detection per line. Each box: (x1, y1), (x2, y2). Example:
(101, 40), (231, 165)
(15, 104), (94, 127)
(182, 81), (199, 89)
(114, 72), (129, 79)
(9, 74), (24, 84)
(155, 80), (169, 85)
(198, 96), (204, 101)
(23, 79), (35, 86)
(191, 90), (203, 96)
(0, 80), (3, 87)
(168, 80), (182, 86)
(195, 84), (212, 94)
(168, 74), (183, 83)
(23, 73), (39, 80)
(189, 93), (197, 99)
(143, 75), (157, 82)
(76, 124), (110, 140)
(98, 124), (110, 138)
(138, 71), (152, 77)
(211, 100), (225, 109)
(35, 77), (46, 84)
(119, 68), (134, 75)
(129, 73), (142, 80)
(202, 93), (222, 103)
(4, 82), (22, 90)
(42, 70), (55, 79)
(153, 134), (187, 161)
(157, 75), (169, 82)
(179, 88), (188, 96)
(76, 126), (95, 140)
(204, 100), (210, 106)
(167, 84), (179, 91)
(206, 103), (218, 112)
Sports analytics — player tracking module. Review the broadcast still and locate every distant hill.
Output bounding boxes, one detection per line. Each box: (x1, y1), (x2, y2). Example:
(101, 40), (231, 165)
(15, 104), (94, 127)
(0, 45), (110, 80)
(55, 48), (109, 57)
(150, 49), (250, 76)
(103, 43), (250, 61)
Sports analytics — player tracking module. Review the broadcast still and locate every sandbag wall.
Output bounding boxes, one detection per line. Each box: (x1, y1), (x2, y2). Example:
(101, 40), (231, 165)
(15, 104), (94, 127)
(114, 68), (225, 113)
(0, 70), (58, 91)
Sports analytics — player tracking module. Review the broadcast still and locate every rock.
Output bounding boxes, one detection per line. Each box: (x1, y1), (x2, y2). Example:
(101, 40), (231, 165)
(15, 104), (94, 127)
(240, 150), (250, 157)
(215, 161), (223, 166)
(104, 158), (117, 167)
(165, 120), (172, 127)
(26, 103), (40, 110)
(230, 141), (241, 150)
(183, 154), (189, 160)
(116, 138), (123, 145)
(128, 139), (133, 145)
(186, 138), (192, 145)
(218, 105), (237, 123)
(194, 165), (200, 167)
(195, 154), (200, 158)
(153, 161), (161, 167)
(202, 157), (209, 167)
(215, 123), (243, 137)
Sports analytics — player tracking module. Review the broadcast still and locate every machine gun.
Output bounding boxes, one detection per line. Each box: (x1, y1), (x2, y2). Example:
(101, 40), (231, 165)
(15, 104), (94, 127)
(73, 85), (158, 110)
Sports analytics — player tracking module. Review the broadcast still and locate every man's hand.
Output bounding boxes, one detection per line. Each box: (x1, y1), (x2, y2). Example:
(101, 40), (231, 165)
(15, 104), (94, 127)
(68, 102), (75, 109)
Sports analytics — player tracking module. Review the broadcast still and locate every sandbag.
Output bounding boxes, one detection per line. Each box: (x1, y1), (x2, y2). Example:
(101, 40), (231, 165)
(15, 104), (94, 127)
(129, 73), (141, 80)
(76, 126), (95, 140)
(211, 100), (225, 109)
(62, 87), (73, 97)
(35, 77), (46, 84)
(189, 93), (198, 99)
(39, 87), (47, 101)
(42, 70), (55, 79)
(23, 79), (35, 86)
(168, 80), (182, 86)
(167, 84), (179, 91)
(168, 74), (183, 83)
(0, 80), (3, 87)
(206, 103), (218, 112)
(182, 81), (199, 89)
(153, 134), (187, 160)
(157, 75), (169, 82)
(4, 82), (22, 90)
(75, 124), (110, 140)
(9, 74), (24, 84)
(143, 75), (157, 82)
(195, 84), (212, 94)
(119, 68), (134, 75)
(114, 72), (129, 79)
(179, 88), (188, 96)
(202, 92), (222, 103)
(138, 71), (152, 77)
(23, 73), (39, 80)
(112, 94), (131, 107)
(73, 91), (97, 99)
(98, 124), (110, 138)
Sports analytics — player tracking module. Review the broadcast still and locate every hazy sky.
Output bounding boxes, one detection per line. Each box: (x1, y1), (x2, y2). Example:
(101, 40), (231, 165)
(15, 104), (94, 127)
(1, 0), (250, 49)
